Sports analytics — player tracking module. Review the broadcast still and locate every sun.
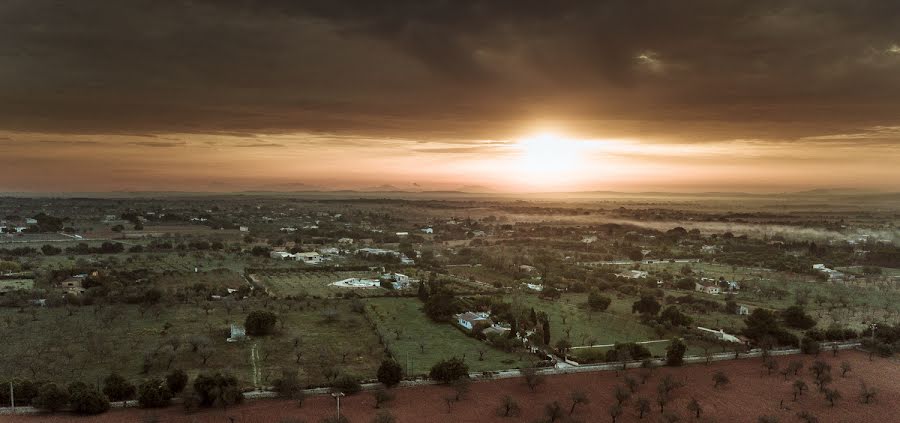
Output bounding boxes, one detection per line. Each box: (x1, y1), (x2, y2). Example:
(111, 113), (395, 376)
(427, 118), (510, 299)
(513, 132), (587, 188)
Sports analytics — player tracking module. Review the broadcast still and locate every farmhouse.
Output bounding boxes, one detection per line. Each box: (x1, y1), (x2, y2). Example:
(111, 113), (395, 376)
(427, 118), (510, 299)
(455, 311), (492, 331)
(695, 282), (721, 295)
(697, 326), (743, 343)
(270, 250), (294, 260)
(420, 227), (434, 234)
(813, 264), (846, 281)
(60, 274), (87, 296)
(294, 252), (322, 264)
(482, 322), (512, 338)
(616, 270), (649, 279)
(239, 226), (249, 232)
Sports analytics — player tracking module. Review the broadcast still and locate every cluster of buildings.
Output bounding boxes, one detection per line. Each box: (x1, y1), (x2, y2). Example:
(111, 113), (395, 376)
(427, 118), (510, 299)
(269, 250), (324, 264)
(454, 311), (512, 338)
(812, 264), (847, 281)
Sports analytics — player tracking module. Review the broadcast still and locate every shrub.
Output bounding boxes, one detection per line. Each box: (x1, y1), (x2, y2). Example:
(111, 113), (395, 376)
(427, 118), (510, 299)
(165, 369), (189, 394)
(137, 379), (172, 408)
(69, 386), (110, 415)
(429, 357), (469, 383)
(33, 383), (69, 413)
(245, 310), (278, 336)
(666, 339), (687, 366)
(193, 372), (243, 408)
(332, 374), (362, 395)
(377, 359), (403, 388)
(103, 373), (136, 403)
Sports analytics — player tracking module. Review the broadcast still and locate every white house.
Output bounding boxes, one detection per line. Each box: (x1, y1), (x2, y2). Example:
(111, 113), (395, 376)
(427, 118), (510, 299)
(420, 227), (434, 234)
(697, 327), (742, 343)
(294, 252), (322, 264)
(455, 312), (492, 331)
(239, 226), (249, 232)
(270, 251), (294, 260)
(736, 304), (750, 315)
(319, 247), (340, 255)
(396, 232), (409, 237)
(695, 282), (721, 295)
(338, 237), (354, 244)
(523, 283), (544, 291)
(25, 218), (38, 225)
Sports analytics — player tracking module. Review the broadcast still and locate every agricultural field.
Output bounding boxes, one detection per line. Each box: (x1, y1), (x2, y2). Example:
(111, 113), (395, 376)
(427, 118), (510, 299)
(253, 271), (399, 298)
(0, 299), (384, 389)
(517, 293), (659, 347)
(0, 278), (33, 292)
(365, 297), (533, 374)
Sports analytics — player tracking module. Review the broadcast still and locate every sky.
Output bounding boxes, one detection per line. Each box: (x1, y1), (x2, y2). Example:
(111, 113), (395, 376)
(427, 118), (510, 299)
(1, 0), (899, 193)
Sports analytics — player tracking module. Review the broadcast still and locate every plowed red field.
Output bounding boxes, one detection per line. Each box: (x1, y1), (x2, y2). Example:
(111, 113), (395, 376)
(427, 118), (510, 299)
(5, 351), (898, 423)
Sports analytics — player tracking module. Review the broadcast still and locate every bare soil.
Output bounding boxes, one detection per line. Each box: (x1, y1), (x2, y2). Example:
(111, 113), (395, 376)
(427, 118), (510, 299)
(6, 351), (898, 423)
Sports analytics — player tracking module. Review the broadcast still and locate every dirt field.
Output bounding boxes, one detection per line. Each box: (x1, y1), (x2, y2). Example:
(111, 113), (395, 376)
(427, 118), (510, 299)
(7, 351), (897, 423)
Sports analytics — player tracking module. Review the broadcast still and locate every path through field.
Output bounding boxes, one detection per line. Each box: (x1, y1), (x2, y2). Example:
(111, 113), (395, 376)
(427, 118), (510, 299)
(250, 342), (261, 388)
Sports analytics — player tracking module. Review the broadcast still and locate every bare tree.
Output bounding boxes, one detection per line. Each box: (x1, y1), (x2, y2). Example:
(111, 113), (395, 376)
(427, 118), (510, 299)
(614, 384), (631, 406)
(496, 395), (520, 417)
(823, 388), (841, 407)
(569, 390), (589, 415)
(793, 380), (808, 401)
(687, 398), (702, 419)
(625, 375), (639, 393)
(609, 403), (623, 423)
(859, 382), (877, 404)
(840, 360), (851, 377)
(635, 397), (651, 419)
(544, 401), (564, 423)
(521, 367), (545, 392)
(713, 371), (729, 388)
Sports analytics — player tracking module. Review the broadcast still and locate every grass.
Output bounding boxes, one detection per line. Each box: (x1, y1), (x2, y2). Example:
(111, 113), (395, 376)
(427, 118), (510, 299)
(517, 293), (658, 347)
(0, 278), (34, 291)
(0, 299), (384, 389)
(365, 297), (532, 375)
(254, 271), (393, 298)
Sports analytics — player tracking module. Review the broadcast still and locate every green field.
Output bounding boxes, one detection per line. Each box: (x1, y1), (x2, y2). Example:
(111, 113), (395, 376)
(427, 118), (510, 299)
(0, 278), (34, 292)
(518, 293), (659, 347)
(254, 271), (396, 298)
(0, 299), (384, 388)
(365, 297), (533, 375)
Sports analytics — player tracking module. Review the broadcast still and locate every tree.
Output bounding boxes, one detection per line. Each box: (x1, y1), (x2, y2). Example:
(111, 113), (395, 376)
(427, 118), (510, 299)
(632, 295), (661, 317)
(33, 383), (69, 413)
(609, 403), (623, 422)
(587, 290), (612, 311)
(659, 306), (692, 327)
(793, 380), (808, 400)
(429, 358), (469, 384)
(521, 367), (545, 392)
(613, 384), (630, 406)
(687, 398), (702, 418)
(137, 379), (172, 408)
(859, 381), (877, 404)
(273, 369), (302, 400)
(840, 360), (851, 377)
(193, 372), (243, 408)
(103, 373), (136, 404)
(656, 392), (669, 413)
(782, 306), (817, 330)
(713, 371), (730, 388)
(570, 390), (589, 414)
(823, 388), (841, 407)
(165, 369), (189, 394)
(377, 359), (403, 387)
(544, 401), (564, 423)
(372, 388), (394, 409)
(764, 357), (779, 375)
(69, 385), (110, 415)
(450, 378), (470, 402)
(332, 374), (362, 395)
(245, 310), (278, 336)
(801, 337), (821, 355)
(635, 397), (651, 419)
(496, 395), (520, 417)
(666, 339), (686, 366)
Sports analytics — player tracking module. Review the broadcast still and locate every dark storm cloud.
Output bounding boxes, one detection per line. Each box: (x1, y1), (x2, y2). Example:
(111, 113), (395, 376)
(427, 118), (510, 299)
(0, 0), (899, 142)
